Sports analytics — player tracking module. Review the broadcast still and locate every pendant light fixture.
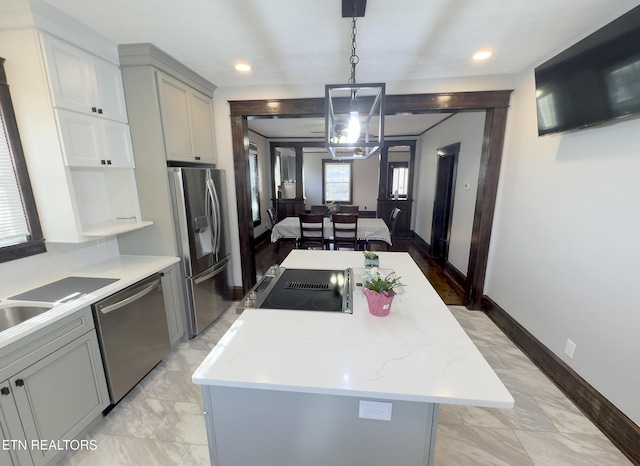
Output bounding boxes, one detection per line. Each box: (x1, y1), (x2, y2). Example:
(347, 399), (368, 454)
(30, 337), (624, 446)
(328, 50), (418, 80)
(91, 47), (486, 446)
(325, 0), (385, 160)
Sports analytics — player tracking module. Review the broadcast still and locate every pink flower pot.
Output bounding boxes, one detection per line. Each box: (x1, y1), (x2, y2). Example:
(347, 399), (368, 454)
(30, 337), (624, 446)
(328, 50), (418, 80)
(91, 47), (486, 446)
(362, 288), (394, 317)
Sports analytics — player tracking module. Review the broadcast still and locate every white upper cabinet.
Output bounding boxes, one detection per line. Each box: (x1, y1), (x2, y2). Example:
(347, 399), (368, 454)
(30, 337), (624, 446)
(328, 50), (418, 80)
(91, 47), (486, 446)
(56, 109), (135, 168)
(158, 71), (216, 164)
(0, 11), (151, 242)
(41, 34), (128, 123)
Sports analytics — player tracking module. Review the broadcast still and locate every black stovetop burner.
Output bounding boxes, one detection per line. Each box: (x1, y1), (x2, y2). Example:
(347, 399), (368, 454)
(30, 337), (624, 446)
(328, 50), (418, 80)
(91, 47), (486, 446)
(254, 268), (352, 313)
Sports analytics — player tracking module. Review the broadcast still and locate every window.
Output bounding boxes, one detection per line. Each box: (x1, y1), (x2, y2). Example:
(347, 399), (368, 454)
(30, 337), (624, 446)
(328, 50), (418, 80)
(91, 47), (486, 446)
(248, 143), (261, 227)
(390, 162), (409, 198)
(0, 58), (45, 263)
(322, 160), (353, 203)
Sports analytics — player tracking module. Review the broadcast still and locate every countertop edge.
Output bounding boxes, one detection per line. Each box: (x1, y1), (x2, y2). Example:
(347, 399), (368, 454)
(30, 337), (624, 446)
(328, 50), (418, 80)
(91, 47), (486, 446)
(192, 376), (515, 408)
(0, 255), (180, 351)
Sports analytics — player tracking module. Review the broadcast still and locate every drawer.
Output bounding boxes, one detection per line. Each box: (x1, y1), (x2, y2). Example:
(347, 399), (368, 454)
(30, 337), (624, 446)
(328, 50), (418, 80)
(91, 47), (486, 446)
(0, 307), (94, 382)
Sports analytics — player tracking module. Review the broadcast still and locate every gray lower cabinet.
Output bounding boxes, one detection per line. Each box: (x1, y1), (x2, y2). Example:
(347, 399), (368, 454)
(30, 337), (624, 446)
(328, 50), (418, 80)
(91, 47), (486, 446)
(161, 264), (186, 346)
(0, 307), (109, 465)
(0, 392), (32, 465)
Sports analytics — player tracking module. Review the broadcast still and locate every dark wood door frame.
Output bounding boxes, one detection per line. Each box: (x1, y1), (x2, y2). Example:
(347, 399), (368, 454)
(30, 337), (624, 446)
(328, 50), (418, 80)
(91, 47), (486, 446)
(230, 91), (512, 309)
(431, 143), (459, 264)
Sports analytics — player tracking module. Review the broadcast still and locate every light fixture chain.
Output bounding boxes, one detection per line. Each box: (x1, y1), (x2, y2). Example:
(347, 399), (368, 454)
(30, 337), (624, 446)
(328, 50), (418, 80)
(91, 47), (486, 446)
(349, 0), (359, 84)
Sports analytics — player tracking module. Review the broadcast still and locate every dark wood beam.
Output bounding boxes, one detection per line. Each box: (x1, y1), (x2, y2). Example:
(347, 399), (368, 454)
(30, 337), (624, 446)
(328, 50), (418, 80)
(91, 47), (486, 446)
(230, 90), (513, 302)
(466, 107), (509, 308)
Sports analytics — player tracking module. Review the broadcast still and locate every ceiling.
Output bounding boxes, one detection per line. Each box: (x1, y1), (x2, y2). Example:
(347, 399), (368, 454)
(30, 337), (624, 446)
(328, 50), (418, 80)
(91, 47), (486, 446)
(247, 113), (455, 139)
(40, 0), (640, 137)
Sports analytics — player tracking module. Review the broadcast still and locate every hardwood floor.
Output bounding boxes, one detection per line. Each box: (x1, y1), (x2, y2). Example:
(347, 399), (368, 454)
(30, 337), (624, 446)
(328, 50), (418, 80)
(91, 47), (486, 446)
(255, 236), (465, 306)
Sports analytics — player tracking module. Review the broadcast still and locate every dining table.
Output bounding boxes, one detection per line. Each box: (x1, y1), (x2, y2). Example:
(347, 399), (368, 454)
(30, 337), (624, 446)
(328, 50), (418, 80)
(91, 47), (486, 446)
(271, 216), (391, 250)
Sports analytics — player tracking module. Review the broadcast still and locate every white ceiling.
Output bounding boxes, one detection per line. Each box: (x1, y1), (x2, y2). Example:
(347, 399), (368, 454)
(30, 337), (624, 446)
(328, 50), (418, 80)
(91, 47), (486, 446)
(248, 113), (455, 139)
(41, 0), (640, 137)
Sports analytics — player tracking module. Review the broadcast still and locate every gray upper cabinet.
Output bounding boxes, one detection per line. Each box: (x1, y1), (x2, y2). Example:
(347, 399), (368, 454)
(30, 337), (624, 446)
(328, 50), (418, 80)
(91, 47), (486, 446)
(158, 71), (216, 164)
(118, 43), (218, 166)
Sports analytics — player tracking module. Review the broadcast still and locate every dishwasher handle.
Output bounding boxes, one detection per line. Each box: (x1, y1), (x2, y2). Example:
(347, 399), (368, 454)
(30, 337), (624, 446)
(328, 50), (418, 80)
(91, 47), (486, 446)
(98, 278), (161, 315)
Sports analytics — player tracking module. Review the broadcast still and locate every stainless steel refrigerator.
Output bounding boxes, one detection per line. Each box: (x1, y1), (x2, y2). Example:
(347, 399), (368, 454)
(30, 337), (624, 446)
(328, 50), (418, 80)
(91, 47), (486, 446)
(168, 165), (232, 338)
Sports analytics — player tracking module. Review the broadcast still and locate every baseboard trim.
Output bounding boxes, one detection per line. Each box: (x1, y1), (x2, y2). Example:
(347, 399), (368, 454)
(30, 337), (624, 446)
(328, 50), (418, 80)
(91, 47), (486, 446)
(254, 229), (271, 245)
(410, 232), (466, 295)
(482, 296), (640, 465)
(442, 261), (466, 292)
(412, 231), (432, 256)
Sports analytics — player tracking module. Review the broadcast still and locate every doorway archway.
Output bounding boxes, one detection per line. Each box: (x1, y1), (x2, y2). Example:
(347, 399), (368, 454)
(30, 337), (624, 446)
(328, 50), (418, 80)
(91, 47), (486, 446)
(230, 90), (512, 309)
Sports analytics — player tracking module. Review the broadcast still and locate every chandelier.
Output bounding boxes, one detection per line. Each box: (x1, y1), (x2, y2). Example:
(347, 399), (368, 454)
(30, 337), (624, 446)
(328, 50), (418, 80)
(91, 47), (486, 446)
(325, 0), (385, 160)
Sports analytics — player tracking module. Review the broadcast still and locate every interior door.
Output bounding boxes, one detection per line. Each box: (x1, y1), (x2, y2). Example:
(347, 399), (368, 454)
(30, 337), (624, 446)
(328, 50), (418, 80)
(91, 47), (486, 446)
(431, 144), (459, 263)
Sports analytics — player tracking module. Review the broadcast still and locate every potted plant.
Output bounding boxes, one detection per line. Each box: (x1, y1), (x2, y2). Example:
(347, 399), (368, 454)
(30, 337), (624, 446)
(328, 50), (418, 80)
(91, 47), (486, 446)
(363, 251), (379, 268)
(362, 273), (404, 317)
(325, 201), (339, 220)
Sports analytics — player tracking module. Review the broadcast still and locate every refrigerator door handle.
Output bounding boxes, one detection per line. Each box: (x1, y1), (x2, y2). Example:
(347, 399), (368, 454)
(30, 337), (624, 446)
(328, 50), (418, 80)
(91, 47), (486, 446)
(193, 255), (231, 284)
(206, 178), (222, 259)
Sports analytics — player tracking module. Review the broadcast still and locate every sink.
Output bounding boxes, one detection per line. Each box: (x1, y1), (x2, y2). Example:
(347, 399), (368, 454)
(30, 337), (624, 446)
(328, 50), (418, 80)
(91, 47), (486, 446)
(0, 303), (55, 332)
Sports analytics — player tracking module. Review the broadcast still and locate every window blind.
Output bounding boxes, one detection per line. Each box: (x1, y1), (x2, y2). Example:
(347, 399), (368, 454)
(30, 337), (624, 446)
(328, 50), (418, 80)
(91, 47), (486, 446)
(0, 108), (30, 247)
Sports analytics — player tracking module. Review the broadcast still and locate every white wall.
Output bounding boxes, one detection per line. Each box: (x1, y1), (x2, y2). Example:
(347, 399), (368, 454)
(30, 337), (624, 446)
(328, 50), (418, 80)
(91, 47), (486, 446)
(413, 112), (486, 273)
(0, 239), (120, 297)
(486, 68), (640, 426)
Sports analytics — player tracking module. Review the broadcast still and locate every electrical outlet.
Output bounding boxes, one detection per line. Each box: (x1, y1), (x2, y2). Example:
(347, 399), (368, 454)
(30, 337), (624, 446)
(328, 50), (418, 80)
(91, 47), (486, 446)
(359, 400), (392, 421)
(564, 339), (576, 359)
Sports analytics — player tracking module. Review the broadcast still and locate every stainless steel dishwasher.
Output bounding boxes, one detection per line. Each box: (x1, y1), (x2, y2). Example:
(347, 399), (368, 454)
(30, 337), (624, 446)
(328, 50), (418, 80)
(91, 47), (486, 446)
(92, 273), (170, 404)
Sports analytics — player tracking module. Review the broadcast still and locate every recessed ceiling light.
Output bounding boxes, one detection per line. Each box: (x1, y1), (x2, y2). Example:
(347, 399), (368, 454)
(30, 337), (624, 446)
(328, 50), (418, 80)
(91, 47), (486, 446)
(235, 63), (252, 72)
(473, 50), (492, 61)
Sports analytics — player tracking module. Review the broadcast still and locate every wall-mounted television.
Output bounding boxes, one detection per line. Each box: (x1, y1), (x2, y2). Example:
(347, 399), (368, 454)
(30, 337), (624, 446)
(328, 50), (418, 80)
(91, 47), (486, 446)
(535, 6), (640, 136)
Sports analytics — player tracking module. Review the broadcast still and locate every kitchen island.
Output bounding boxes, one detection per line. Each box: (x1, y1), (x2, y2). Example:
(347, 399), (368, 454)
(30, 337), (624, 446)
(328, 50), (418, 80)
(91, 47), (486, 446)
(193, 251), (513, 466)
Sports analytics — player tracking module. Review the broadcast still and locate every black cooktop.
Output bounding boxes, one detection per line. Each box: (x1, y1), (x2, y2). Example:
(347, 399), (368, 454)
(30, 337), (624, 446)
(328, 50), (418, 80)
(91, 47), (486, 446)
(256, 269), (349, 312)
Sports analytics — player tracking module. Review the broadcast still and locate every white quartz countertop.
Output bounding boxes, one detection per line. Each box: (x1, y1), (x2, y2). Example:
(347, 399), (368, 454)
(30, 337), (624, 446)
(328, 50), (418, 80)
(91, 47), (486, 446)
(193, 251), (514, 408)
(0, 255), (179, 351)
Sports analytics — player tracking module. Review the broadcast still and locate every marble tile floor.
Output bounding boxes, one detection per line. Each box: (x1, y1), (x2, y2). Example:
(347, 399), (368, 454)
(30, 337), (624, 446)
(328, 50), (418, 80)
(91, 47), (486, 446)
(58, 305), (632, 466)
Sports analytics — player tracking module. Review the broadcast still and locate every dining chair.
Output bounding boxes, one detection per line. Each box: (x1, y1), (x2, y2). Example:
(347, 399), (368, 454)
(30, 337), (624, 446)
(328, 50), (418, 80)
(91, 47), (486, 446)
(338, 205), (359, 213)
(387, 207), (401, 249)
(331, 213), (358, 250)
(266, 207), (277, 229)
(310, 205), (329, 216)
(298, 213), (325, 249)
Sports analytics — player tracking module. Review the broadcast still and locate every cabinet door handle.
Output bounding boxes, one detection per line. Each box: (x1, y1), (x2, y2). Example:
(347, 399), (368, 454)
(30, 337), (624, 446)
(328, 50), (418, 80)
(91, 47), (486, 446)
(195, 156), (201, 161)
(107, 160), (112, 165)
(91, 106), (97, 113)
(98, 108), (103, 114)
(1, 387), (9, 395)
(15, 379), (24, 387)
(101, 159), (106, 165)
